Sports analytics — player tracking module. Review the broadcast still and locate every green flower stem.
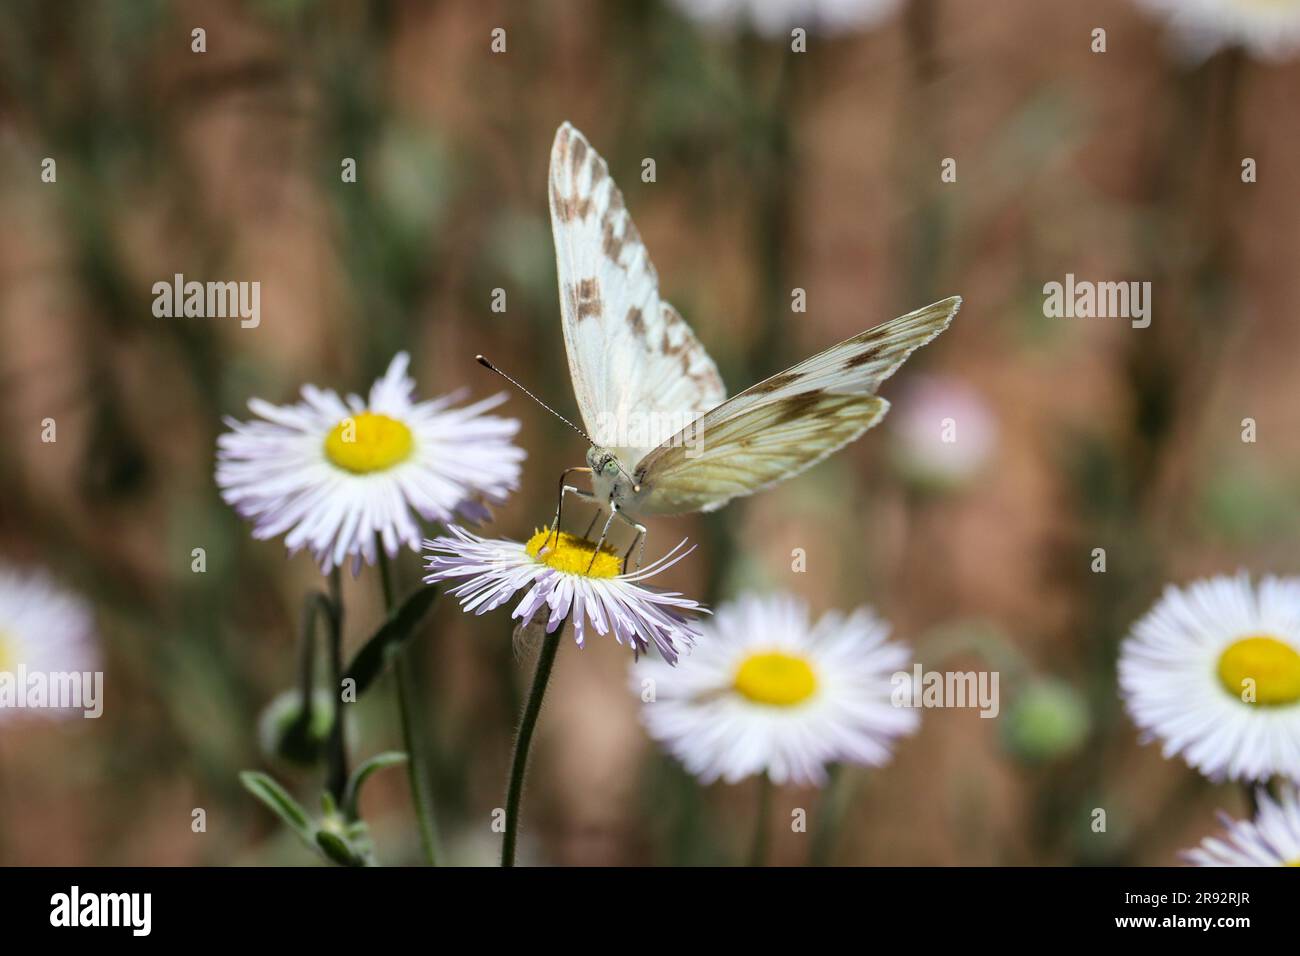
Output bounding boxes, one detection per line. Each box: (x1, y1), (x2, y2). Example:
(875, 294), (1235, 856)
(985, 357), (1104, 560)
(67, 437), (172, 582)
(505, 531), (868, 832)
(747, 774), (773, 867)
(501, 620), (566, 867)
(810, 763), (857, 867)
(324, 567), (347, 801)
(376, 544), (439, 866)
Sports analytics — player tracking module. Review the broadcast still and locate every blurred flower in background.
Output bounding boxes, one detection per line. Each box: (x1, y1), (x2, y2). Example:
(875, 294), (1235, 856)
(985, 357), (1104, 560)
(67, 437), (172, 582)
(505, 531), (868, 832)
(1119, 574), (1300, 782)
(216, 353), (523, 573)
(0, 567), (98, 723)
(669, 0), (902, 37)
(425, 526), (704, 663)
(1002, 678), (1091, 763)
(1183, 785), (1300, 866)
(889, 375), (997, 491)
(633, 593), (917, 785)
(1133, 0), (1300, 61)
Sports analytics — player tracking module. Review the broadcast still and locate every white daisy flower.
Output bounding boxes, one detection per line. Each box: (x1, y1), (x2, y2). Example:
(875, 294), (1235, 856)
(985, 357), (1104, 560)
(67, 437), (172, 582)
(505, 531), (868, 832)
(632, 593), (918, 786)
(424, 525), (704, 664)
(216, 353), (524, 573)
(0, 567), (99, 723)
(1133, 0), (1300, 62)
(669, 0), (901, 38)
(1184, 785), (1300, 866)
(1119, 573), (1300, 782)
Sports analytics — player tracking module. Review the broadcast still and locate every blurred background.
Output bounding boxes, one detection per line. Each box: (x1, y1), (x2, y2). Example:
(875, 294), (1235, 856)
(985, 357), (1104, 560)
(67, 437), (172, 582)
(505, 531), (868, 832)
(2, 0), (1299, 865)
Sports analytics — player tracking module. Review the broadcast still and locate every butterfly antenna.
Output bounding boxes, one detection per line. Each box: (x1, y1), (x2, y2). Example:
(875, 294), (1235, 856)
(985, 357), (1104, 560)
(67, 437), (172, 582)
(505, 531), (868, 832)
(476, 355), (594, 446)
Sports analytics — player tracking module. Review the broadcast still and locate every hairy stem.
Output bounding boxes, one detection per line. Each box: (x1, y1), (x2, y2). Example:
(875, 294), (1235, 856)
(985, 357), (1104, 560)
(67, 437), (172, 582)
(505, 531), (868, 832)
(502, 620), (565, 867)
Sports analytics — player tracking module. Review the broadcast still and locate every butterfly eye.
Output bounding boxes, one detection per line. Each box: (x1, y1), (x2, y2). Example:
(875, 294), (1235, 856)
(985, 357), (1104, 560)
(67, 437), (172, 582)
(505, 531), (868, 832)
(603, 460), (620, 476)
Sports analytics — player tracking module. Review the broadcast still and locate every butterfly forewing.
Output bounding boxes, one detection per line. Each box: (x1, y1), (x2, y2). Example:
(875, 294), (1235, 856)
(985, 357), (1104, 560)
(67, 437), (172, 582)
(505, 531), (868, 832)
(548, 123), (725, 462)
(633, 296), (962, 514)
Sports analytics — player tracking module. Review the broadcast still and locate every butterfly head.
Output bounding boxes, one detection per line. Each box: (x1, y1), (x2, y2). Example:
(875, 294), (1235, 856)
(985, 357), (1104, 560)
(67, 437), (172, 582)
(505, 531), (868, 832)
(587, 446), (641, 503)
(587, 446), (620, 479)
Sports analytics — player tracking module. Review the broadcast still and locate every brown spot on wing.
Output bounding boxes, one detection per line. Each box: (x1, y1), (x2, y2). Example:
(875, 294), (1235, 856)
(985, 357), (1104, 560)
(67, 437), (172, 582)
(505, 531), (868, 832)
(843, 345), (885, 369)
(572, 278), (602, 320)
(602, 219), (624, 262)
(751, 371), (803, 395)
(569, 135), (588, 177)
(597, 182), (638, 262)
(773, 391), (827, 426)
(551, 193), (593, 223)
(626, 306), (645, 338)
(659, 304), (690, 355)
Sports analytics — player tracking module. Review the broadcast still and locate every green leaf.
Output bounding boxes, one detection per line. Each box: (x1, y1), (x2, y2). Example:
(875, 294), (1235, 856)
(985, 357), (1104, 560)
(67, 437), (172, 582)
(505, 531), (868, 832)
(316, 828), (366, 867)
(239, 771), (316, 849)
(342, 585), (438, 697)
(343, 751), (409, 820)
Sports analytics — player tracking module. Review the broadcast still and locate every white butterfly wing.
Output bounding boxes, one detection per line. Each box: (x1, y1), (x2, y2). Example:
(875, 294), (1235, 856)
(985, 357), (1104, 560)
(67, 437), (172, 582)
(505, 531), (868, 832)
(633, 296), (962, 515)
(549, 122), (724, 462)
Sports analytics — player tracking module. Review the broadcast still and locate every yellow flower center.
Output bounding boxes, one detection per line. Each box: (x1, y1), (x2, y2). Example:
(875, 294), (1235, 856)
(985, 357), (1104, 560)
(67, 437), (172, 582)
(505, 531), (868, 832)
(1216, 635), (1300, 706)
(525, 529), (622, 579)
(324, 412), (414, 474)
(734, 651), (818, 707)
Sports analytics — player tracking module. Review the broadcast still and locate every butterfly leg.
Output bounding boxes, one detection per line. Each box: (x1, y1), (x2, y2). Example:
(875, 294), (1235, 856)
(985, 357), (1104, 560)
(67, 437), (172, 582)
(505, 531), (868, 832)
(620, 520), (648, 574)
(585, 503), (620, 575)
(549, 467), (592, 549)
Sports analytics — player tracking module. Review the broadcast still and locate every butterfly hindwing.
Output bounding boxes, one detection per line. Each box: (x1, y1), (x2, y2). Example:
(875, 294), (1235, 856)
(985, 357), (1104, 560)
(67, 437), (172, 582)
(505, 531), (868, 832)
(633, 296), (961, 514)
(636, 393), (889, 515)
(549, 123), (724, 461)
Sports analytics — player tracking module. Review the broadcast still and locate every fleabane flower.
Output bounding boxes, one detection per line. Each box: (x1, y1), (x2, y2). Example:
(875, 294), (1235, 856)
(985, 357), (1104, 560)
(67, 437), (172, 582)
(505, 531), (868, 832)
(889, 375), (997, 489)
(670, 0), (901, 38)
(632, 593), (918, 786)
(0, 566), (99, 723)
(216, 353), (524, 573)
(1183, 785), (1300, 866)
(1133, 0), (1300, 62)
(1119, 573), (1300, 782)
(423, 526), (704, 664)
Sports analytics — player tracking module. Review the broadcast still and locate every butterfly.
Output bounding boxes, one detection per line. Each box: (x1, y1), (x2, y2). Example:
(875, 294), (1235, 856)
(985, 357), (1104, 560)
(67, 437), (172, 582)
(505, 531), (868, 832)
(540, 122), (960, 563)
